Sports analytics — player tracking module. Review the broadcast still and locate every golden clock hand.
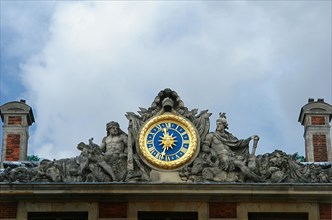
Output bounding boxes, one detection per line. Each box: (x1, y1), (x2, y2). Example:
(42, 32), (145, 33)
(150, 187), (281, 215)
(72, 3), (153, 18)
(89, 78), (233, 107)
(163, 127), (168, 135)
(161, 147), (167, 157)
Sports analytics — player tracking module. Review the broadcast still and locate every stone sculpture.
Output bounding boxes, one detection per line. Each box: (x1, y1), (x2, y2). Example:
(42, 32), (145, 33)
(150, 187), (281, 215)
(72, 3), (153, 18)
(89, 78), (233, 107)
(181, 113), (261, 182)
(0, 88), (331, 183)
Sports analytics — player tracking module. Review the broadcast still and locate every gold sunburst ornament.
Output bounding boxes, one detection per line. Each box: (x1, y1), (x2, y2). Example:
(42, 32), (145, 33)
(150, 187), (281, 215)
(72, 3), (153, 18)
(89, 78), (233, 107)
(159, 128), (177, 158)
(138, 114), (200, 171)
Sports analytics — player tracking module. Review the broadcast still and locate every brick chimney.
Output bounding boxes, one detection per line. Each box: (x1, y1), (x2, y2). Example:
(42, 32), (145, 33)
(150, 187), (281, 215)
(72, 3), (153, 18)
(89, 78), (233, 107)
(298, 98), (332, 162)
(0, 100), (35, 163)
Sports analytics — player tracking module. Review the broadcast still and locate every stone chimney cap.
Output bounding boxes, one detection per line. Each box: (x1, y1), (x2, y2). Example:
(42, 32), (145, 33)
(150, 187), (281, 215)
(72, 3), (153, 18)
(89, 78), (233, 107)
(0, 101), (35, 125)
(308, 98), (325, 103)
(299, 98), (332, 125)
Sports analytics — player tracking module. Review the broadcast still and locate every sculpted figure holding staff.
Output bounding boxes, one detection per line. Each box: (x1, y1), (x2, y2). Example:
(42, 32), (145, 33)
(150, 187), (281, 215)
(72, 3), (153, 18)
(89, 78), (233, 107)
(202, 113), (260, 180)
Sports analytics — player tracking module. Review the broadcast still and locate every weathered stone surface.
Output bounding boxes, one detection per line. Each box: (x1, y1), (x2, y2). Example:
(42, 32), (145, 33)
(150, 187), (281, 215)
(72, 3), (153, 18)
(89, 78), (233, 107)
(1, 88), (331, 183)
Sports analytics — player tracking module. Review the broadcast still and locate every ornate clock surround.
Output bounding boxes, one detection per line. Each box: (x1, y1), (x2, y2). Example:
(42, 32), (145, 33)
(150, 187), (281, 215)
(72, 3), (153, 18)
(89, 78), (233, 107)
(138, 114), (200, 171)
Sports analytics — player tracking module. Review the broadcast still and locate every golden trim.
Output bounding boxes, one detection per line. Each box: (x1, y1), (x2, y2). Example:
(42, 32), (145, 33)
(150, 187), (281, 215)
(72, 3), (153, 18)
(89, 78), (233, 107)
(138, 114), (200, 171)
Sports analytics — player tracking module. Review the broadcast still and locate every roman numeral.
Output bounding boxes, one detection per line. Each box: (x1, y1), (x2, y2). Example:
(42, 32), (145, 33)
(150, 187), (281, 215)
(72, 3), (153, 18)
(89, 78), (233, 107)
(156, 124), (163, 131)
(180, 147), (188, 154)
(156, 153), (164, 160)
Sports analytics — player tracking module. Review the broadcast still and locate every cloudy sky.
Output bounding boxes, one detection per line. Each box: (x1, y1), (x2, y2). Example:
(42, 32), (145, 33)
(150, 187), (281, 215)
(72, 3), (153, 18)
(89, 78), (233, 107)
(1, 1), (331, 160)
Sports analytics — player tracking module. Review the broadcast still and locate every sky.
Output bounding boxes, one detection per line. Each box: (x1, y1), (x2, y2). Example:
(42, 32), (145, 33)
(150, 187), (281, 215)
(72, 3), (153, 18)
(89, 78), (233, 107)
(0, 1), (331, 160)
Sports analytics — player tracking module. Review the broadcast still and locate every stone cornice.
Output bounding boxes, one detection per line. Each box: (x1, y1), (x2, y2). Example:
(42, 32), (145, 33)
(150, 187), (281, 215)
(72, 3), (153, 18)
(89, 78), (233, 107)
(1, 183), (331, 202)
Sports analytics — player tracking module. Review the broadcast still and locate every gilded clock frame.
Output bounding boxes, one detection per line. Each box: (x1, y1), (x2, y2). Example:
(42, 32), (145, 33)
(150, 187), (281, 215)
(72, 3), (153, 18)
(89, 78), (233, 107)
(138, 114), (200, 171)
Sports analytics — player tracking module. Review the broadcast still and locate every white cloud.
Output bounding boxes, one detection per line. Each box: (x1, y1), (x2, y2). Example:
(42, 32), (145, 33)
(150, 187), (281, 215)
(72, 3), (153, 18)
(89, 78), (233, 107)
(1, 1), (329, 159)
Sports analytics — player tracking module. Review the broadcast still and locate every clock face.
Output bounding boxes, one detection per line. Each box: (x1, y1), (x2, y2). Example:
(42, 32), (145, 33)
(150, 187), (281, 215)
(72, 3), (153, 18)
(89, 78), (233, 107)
(138, 114), (199, 171)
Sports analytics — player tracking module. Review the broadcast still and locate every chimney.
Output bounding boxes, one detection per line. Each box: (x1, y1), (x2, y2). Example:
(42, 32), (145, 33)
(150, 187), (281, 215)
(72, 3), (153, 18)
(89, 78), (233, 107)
(298, 98), (332, 162)
(0, 100), (35, 164)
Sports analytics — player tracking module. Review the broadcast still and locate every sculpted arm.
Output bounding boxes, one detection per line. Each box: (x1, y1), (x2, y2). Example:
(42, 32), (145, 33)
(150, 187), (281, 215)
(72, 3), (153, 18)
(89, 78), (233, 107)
(121, 134), (128, 145)
(202, 133), (213, 153)
(121, 134), (129, 155)
(100, 137), (106, 153)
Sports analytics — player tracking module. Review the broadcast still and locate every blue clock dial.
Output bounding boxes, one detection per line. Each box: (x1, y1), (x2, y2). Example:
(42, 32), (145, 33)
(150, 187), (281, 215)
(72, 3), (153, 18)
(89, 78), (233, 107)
(138, 114), (199, 170)
(146, 122), (190, 162)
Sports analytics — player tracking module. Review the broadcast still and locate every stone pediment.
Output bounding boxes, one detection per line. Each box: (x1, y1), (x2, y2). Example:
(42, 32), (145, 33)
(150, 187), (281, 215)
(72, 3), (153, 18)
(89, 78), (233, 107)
(1, 88), (331, 183)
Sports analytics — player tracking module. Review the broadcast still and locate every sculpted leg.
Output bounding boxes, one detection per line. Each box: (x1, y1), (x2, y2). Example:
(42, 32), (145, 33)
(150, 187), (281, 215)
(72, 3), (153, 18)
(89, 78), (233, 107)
(98, 161), (117, 181)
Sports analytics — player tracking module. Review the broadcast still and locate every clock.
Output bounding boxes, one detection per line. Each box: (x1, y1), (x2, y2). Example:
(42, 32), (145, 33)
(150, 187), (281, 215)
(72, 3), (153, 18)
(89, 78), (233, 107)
(138, 114), (200, 171)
